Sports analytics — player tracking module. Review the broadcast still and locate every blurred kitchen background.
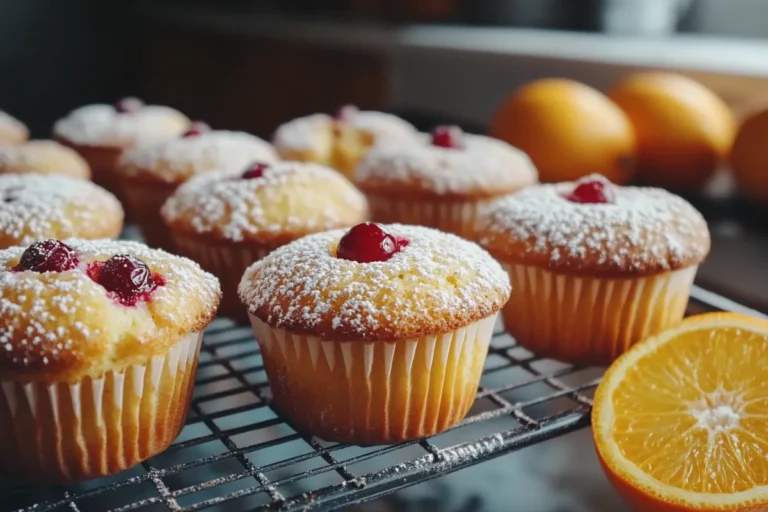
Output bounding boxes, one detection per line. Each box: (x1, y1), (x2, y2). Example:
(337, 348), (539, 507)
(2, 1), (768, 511)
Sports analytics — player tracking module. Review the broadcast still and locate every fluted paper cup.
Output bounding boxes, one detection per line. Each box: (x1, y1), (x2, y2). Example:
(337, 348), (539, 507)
(0, 331), (203, 483)
(173, 234), (272, 321)
(365, 194), (500, 239)
(249, 314), (497, 445)
(502, 263), (698, 366)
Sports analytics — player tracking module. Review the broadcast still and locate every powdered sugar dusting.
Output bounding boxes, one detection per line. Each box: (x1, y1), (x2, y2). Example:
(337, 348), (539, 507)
(162, 161), (368, 243)
(0, 174), (123, 245)
(0, 239), (220, 374)
(347, 111), (417, 140)
(118, 131), (279, 183)
(478, 174), (710, 274)
(0, 111), (26, 133)
(273, 111), (417, 153)
(238, 224), (510, 341)
(53, 104), (189, 147)
(0, 140), (89, 178)
(356, 133), (537, 196)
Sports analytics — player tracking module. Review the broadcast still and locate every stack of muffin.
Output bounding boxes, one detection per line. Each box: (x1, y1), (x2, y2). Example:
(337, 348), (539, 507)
(0, 98), (710, 482)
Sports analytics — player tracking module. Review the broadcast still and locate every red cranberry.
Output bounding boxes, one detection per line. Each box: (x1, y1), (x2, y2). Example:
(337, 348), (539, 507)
(564, 178), (616, 204)
(242, 162), (270, 179)
(115, 97), (144, 114)
(183, 121), (211, 138)
(14, 240), (79, 273)
(394, 234), (410, 249)
(98, 254), (158, 306)
(337, 223), (408, 263)
(431, 125), (465, 149)
(334, 104), (359, 121)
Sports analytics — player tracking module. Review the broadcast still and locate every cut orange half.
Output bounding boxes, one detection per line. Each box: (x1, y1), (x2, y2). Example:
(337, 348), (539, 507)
(593, 312), (768, 512)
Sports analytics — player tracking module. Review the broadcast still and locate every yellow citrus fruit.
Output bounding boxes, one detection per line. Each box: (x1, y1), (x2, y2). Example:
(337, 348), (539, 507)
(490, 78), (637, 184)
(593, 312), (768, 512)
(730, 107), (768, 205)
(608, 72), (736, 191)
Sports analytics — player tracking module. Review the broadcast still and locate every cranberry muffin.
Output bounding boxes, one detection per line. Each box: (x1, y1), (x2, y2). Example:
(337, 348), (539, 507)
(163, 161), (368, 320)
(0, 238), (221, 482)
(0, 173), (123, 250)
(477, 174), (710, 365)
(0, 140), (90, 179)
(273, 105), (418, 179)
(356, 125), (537, 238)
(116, 126), (278, 250)
(53, 98), (190, 201)
(239, 223), (510, 445)
(0, 110), (28, 145)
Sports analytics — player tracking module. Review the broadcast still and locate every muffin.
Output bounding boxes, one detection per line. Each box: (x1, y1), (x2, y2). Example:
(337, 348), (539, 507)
(0, 140), (90, 179)
(0, 110), (28, 145)
(238, 222), (511, 445)
(162, 161), (368, 320)
(356, 125), (538, 238)
(116, 127), (279, 250)
(0, 238), (221, 482)
(53, 98), (190, 201)
(273, 105), (418, 179)
(0, 173), (124, 250)
(476, 174), (710, 366)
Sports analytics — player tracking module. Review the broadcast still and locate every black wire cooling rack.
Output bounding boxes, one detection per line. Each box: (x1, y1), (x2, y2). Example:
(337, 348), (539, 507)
(3, 284), (766, 512)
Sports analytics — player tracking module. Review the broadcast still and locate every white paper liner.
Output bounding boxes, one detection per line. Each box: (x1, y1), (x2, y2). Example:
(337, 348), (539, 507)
(121, 181), (177, 251)
(502, 263), (698, 365)
(0, 331), (202, 483)
(365, 195), (502, 239)
(249, 314), (497, 445)
(173, 235), (272, 320)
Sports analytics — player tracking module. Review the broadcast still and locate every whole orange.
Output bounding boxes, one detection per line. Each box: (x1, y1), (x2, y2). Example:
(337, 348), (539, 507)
(730, 107), (768, 205)
(490, 78), (636, 184)
(608, 72), (736, 191)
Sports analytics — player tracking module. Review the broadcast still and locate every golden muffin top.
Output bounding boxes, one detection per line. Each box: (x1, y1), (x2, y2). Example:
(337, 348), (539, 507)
(239, 223), (511, 341)
(0, 140), (91, 179)
(477, 174), (710, 277)
(356, 127), (538, 199)
(0, 238), (221, 383)
(0, 110), (28, 145)
(53, 101), (190, 148)
(0, 173), (124, 248)
(117, 130), (279, 184)
(273, 109), (417, 155)
(161, 161), (369, 245)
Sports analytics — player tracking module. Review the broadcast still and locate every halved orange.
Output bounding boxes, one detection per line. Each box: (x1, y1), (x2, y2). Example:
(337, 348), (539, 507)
(593, 312), (768, 512)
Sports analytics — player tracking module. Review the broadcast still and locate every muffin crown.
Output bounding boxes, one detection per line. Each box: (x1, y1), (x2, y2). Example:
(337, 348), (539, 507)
(0, 140), (91, 179)
(161, 161), (369, 245)
(118, 130), (279, 184)
(273, 111), (417, 153)
(0, 173), (124, 247)
(53, 104), (190, 148)
(0, 110), (28, 144)
(0, 239), (221, 383)
(355, 133), (538, 199)
(238, 224), (511, 341)
(477, 174), (711, 277)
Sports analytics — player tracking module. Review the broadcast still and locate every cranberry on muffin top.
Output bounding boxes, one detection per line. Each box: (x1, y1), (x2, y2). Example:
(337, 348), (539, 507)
(53, 99), (190, 148)
(477, 174), (710, 277)
(238, 223), (510, 341)
(355, 126), (537, 200)
(118, 130), (279, 185)
(0, 239), (221, 382)
(161, 161), (368, 245)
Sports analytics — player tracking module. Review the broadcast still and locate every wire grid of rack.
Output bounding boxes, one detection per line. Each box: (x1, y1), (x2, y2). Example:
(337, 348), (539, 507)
(3, 284), (765, 512)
